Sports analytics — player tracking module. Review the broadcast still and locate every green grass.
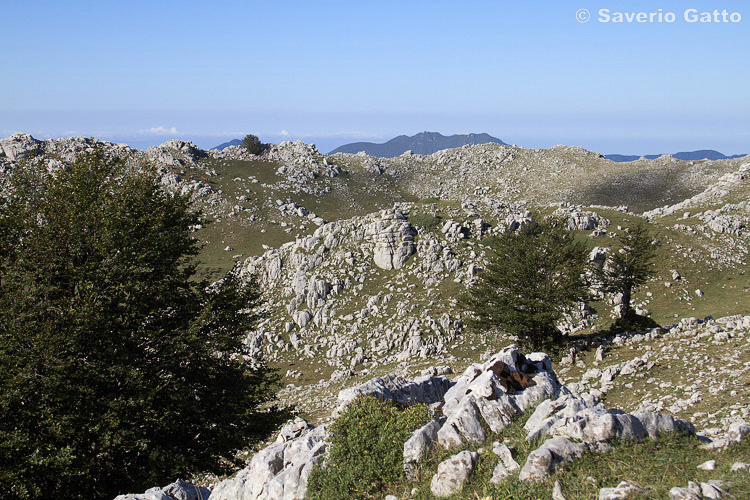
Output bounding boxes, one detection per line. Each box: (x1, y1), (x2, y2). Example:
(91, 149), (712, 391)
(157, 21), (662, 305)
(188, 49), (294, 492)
(331, 413), (750, 500)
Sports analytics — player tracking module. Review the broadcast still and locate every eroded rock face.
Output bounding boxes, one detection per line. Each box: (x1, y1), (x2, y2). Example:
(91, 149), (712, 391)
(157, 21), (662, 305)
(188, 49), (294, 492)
(125, 344), (720, 500)
(403, 419), (443, 480)
(554, 206), (609, 231)
(336, 373), (451, 413)
(518, 437), (585, 482)
(429, 450), (478, 497)
(523, 392), (694, 449)
(209, 424), (326, 500)
(369, 219), (417, 270)
(437, 394), (487, 447)
(519, 391), (696, 484)
(0, 133), (42, 161)
(114, 480), (210, 500)
(146, 140), (206, 167)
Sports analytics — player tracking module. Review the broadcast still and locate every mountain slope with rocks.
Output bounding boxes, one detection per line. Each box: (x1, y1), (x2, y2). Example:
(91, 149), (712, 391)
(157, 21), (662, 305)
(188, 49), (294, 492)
(3, 132), (750, 499)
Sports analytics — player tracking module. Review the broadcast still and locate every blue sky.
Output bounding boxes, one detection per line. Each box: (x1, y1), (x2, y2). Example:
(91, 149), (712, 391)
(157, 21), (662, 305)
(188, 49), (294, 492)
(1, 1), (748, 154)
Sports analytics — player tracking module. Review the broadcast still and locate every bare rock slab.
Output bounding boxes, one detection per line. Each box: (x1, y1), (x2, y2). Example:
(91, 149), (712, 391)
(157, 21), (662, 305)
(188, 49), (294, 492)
(429, 450), (478, 497)
(519, 437), (585, 482)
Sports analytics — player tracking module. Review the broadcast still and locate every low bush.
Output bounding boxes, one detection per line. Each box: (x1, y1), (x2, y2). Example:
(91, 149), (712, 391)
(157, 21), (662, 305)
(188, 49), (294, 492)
(306, 395), (431, 500)
(409, 212), (442, 232)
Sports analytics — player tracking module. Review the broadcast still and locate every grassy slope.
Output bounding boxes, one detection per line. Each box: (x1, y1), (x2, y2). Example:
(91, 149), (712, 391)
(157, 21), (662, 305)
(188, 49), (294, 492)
(373, 414), (750, 500)
(184, 148), (750, 427)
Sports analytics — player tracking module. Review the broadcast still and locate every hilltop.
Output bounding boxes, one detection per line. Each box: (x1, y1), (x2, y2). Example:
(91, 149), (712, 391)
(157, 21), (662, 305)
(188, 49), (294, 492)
(329, 131), (507, 157)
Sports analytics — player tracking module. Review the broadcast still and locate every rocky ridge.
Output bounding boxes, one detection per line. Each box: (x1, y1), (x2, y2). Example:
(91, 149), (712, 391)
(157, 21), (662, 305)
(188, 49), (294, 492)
(118, 344), (749, 500)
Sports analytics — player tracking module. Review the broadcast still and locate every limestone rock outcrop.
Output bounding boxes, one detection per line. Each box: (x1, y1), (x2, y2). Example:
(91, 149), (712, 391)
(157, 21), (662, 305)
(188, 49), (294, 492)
(368, 210), (417, 270)
(429, 450), (478, 497)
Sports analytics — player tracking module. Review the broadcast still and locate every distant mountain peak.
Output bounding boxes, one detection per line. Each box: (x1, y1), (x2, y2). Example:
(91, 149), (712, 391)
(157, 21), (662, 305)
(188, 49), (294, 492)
(606, 149), (747, 162)
(329, 131), (507, 157)
(212, 138), (243, 151)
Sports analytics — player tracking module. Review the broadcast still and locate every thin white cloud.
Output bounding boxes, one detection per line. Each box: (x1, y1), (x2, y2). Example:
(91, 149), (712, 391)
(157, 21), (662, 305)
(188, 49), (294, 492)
(142, 126), (179, 135)
(266, 130), (386, 140)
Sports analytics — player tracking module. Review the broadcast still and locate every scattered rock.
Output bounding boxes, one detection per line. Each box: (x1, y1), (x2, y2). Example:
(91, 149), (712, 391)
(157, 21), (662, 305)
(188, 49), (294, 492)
(700, 481), (733, 499)
(429, 450), (478, 497)
(698, 459), (717, 471)
(276, 417), (314, 443)
(669, 486), (701, 500)
(404, 419), (442, 480)
(598, 480), (645, 500)
(113, 480), (210, 500)
(727, 421), (750, 443)
(519, 437), (585, 482)
(489, 443), (520, 483)
(552, 480), (567, 500)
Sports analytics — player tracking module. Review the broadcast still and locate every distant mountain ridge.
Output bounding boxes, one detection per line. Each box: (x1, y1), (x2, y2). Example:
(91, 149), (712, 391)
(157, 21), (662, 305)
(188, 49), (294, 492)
(606, 149), (747, 162)
(329, 131), (507, 157)
(213, 139), (243, 150)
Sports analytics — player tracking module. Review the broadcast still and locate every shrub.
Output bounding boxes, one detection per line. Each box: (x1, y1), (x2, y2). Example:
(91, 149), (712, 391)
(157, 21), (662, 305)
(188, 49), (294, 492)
(306, 395), (431, 500)
(408, 212), (442, 232)
(241, 134), (263, 155)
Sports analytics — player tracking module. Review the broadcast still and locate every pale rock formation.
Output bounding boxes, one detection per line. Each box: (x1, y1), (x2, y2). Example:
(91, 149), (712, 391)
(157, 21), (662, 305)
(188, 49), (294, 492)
(429, 450), (478, 497)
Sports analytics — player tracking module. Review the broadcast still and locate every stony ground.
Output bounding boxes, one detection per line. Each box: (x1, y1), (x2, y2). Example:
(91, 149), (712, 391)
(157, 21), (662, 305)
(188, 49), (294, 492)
(557, 315), (750, 438)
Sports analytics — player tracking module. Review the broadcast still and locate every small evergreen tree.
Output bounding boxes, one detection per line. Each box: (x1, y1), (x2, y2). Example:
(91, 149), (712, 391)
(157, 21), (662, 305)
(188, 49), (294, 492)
(596, 221), (660, 327)
(241, 134), (263, 155)
(461, 216), (590, 352)
(0, 151), (287, 500)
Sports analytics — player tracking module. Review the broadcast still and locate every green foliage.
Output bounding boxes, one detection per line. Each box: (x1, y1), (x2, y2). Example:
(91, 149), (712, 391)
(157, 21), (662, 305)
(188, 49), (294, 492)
(597, 221), (660, 319)
(408, 212), (442, 232)
(461, 216), (590, 353)
(306, 395), (431, 500)
(241, 134), (263, 155)
(0, 151), (288, 500)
